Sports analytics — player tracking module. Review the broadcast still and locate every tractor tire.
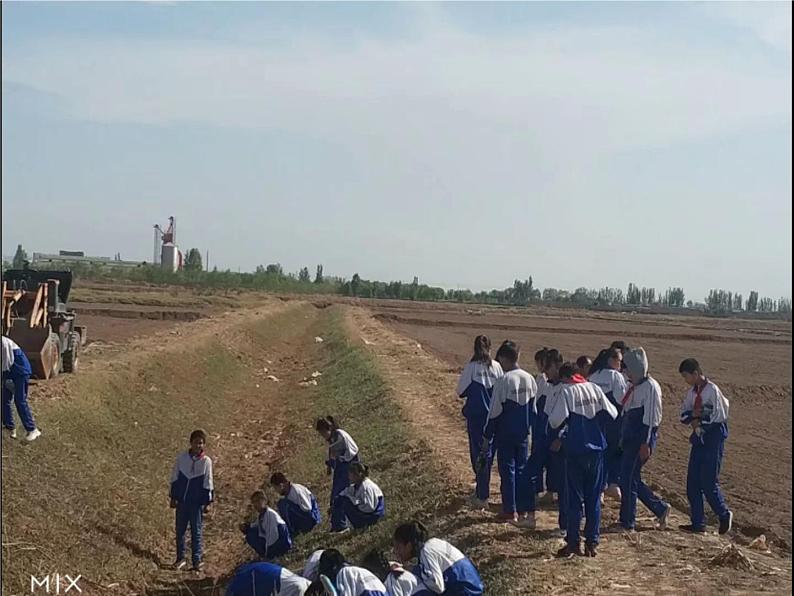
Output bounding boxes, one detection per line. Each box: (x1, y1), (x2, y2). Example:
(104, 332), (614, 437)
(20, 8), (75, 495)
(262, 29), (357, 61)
(62, 331), (80, 373)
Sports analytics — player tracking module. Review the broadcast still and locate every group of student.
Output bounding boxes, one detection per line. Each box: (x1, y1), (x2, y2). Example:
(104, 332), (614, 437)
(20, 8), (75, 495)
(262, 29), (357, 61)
(456, 335), (734, 557)
(168, 417), (483, 594)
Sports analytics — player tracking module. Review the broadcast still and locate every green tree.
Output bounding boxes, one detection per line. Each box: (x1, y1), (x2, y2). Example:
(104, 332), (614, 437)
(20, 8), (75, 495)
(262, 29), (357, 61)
(351, 273), (361, 297)
(266, 264), (283, 276)
(314, 265), (324, 284)
(184, 248), (203, 272)
(410, 276), (420, 301)
(298, 267), (311, 283)
(747, 291), (759, 312)
(12, 244), (28, 269)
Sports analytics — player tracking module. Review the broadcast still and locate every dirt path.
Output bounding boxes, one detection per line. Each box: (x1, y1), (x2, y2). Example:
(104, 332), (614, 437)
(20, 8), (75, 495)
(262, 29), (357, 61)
(347, 307), (792, 594)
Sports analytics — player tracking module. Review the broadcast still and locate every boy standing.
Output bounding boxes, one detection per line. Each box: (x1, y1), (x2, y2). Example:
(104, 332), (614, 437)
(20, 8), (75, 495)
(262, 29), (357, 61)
(1, 336), (41, 441)
(170, 429), (214, 571)
(678, 358), (733, 535)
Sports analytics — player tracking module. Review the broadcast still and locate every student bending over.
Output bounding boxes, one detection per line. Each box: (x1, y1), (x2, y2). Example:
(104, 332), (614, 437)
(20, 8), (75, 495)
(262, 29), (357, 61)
(331, 463), (385, 532)
(270, 472), (322, 536)
(241, 490), (292, 560)
(226, 561), (310, 596)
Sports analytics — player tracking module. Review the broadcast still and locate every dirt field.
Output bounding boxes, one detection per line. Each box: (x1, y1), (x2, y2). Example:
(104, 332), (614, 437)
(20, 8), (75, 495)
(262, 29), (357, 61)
(3, 285), (791, 595)
(369, 301), (793, 550)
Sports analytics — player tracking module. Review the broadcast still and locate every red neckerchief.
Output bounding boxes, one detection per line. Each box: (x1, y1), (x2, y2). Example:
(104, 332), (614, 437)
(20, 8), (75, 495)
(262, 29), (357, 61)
(189, 449), (205, 473)
(564, 374), (587, 385)
(693, 379), (708, 415)
(621, 385), (635, 407)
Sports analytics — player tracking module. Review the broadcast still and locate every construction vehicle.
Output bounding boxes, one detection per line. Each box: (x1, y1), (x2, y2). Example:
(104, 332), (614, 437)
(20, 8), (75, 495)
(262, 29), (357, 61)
(2, 268), (86, 379)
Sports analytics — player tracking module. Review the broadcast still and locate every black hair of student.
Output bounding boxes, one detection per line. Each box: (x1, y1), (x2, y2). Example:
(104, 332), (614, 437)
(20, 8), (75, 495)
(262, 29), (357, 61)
(678, 358), (702, 375)
(495, 340), (519, 363)
(318, 549), (347, 581)
(588, 349), (609, 375)
(305, 582), (325, 596)
(610, 340), (629, 352)
(189, 429), (207, 443)
(250, 489), (267, 502)
(315, 416), (339, 433)
(576, 355), (592, 370)
(534, 347), (548, 364)
(471, 335), (492, 365)
(394, 521), (429, 556)
(269, 472), (288, 486)
(349, 462), (369, 478)
(543, 349), (563, 371)
(360, 548), (391, 580)
(559, 362), (576, 379)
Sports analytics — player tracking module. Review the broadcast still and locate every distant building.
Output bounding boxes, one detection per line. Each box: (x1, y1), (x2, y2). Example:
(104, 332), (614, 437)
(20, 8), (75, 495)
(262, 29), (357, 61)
(31, 252), (146, 270)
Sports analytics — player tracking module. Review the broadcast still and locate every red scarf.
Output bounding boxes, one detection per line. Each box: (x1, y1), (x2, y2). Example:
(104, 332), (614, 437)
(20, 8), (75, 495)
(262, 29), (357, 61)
(693, 379), (708, 415)
(564, 374), (587, 384)
(621, 385), (635, 408)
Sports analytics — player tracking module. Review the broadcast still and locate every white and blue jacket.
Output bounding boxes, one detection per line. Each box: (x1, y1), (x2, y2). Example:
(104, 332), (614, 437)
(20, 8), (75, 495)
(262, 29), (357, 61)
(456, 360), (504, 423)
(621, 377), (663, 449)
(588, 368), (628, 413)
(548, 381), (618, 455)
(302, 549), (325, 582)
(484, 368), (537, 444)
(680, 380), (729, 444)
(385, 569), (432, 596)
(1, 337), (32, 379)
(417, 538), (483, 595)
(542, 381), (565, 441)
(225, 562), (310, 596)
(170, 451), (214, 507)
(329, 429), (360, 463)
(334, 565), (387, 596)
(249, 507), (291, 556)
(339, 478), (385, 516)
(286, 483), (321, 520)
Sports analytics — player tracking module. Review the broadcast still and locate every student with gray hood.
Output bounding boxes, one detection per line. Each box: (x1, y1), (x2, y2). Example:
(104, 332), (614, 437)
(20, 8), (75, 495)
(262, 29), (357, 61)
(618, 347), (671, 531)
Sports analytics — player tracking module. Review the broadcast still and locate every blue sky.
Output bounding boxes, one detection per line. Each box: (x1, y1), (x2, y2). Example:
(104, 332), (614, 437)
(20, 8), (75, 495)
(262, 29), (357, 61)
(2, 1), (791, 300)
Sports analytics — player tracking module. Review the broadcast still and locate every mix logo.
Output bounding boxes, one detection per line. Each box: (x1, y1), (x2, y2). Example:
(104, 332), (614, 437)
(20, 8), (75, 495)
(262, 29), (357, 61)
(30, 574), (82, 594)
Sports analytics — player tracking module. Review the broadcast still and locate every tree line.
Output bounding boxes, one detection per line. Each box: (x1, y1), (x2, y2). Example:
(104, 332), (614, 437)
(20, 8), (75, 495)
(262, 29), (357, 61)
(3, 243), (790, 316)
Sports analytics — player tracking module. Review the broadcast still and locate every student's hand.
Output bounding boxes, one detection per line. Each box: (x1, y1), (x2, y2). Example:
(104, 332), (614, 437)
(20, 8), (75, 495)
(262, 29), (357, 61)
(550, 439), (562, 453)
(239, 522), (248, 533)
(389, 562), (405, 574)
(203, 504), (213, 517)
(169, 498), (178, 509)
(639, 443), (651, 463)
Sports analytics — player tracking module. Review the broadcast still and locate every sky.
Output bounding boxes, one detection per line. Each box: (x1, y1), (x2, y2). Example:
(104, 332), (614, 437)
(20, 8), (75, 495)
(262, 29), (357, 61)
(2, 1), (791, 301)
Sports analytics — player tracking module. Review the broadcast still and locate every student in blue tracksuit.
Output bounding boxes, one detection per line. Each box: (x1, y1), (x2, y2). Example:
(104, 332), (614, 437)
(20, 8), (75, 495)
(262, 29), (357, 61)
(549, 364), (617, 557)
(241, 490), (292, 560)
(331, 463), (385, 532)
(360, 549), (433, 596)
(529, 348), (549, 497)
(310, 548), (387, 596)
(678, 358), (733, 535)
(541, 349), (568, 534)
(455, 335), (503, 509)
(393, 521), (483, 596)
(587, 347), (628, 500)
(316, 417), (360, 510)
(619, 348), (671, 531)
(170, 429), (214, 571)
(270, 472), (321, 536)
(226, 561), (311, 596)
(482, 340), (537, 527)
(1, 336), (41, 442)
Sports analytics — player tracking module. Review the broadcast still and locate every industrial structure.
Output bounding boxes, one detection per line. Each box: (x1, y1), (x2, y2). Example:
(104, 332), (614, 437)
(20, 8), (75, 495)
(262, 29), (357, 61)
(153, 216), (183, 272)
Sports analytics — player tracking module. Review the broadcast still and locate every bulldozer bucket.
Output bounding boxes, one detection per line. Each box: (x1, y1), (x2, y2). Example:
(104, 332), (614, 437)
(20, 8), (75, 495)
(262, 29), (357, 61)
(7, 322), (61, 379)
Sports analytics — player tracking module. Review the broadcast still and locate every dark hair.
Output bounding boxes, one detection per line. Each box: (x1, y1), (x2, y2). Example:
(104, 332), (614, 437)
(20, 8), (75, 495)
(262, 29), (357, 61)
(610, 341), (629, 352)
(269, 472), (288, 486)
(471, 335), (492, 365)
(319, 549), (346, 581)
(534, 347), (548, 364)
(394, 521), (429, 557)
(543, 349), (563, 371)
(305, 582), (325, 596)
(349, 462), (369, 478)
(250, 490), (267, 503)
(189, 429), (207, 443)
(576, 355), (592, 371)
(315, 416), (339, 433)
(495, 340), (519, 363)
(678, 358), (702, 375)
(589, 347), (621, 376)
(360, 549), (390, 580)
(559, 362), (576, 379)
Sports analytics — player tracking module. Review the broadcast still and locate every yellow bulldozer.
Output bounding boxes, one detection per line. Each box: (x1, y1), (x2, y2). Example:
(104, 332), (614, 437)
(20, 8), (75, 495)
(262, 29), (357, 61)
(2, 269), (86, 379)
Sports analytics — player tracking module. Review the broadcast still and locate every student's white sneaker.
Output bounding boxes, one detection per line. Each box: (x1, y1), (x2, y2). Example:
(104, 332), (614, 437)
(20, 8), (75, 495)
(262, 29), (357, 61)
(24, 428), (41, 442)
(657, 503), (671, 531)
(600, 493), (605, 506)
(605, 484), (622, 500)
(512, 514), (536, 530)
(3, 427), (17, 439)
(172, 559), (187, 571)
